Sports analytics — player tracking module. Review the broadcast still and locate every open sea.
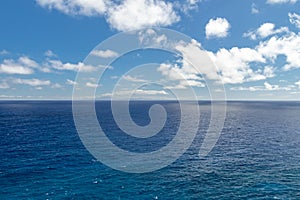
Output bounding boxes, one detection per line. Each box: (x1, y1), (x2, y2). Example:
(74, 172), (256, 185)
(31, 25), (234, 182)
(1, 101), (300, 199)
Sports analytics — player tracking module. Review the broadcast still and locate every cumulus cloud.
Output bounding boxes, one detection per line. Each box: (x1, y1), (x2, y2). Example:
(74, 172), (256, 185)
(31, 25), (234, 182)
(0, 56), (45, 75)
(289, 13), (300, 29)
(158, 62), (205, 89)
(157, 37), (277, 85)
(242, 19), (300, 71)
(208, 47), (270, 84)
(243, 25), (300, 72)
(36, 0), (180, 32)
(107, 0), (179, 31)
(18, 56), (39, 68)
(0, 59), (35, 75)
(257, 32), (300, 70)
(156, 37), (277, 85)
(91, 49), (119, 58)
(244, 23), (289, 40)
(266, 0), (297, 4)
(157, 40), (210, 89)
(174, 39), (219, 80)
(205, 17), (231, 39)
(263, 66), (276, 78)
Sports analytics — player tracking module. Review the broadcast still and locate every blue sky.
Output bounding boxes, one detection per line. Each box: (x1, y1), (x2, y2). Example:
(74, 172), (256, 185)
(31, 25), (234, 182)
(0, 0), (300, 100)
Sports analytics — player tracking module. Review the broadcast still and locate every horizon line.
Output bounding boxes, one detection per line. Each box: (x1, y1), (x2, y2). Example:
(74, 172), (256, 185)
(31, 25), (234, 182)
(0, 99), (299, 102)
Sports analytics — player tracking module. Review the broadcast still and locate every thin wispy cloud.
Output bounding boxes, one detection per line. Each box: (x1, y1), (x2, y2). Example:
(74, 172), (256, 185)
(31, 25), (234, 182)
(266, 0), (297, 4)
(244, 23), (289, 40)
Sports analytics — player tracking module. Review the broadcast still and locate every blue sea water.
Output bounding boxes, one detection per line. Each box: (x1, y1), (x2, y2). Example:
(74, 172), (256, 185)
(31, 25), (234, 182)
(1, 101), (300, 199)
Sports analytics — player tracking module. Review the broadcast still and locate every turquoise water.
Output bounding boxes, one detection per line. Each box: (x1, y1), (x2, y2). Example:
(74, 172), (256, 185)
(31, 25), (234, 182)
(1, 101), (300, 199)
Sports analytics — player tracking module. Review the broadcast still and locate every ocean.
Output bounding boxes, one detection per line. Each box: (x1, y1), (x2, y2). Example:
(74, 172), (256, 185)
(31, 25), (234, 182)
(1, 101), (300, 199)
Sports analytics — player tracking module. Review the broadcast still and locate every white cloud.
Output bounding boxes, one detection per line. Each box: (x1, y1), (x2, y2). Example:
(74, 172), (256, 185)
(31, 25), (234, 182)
(264, 82), (294, 91)
(186, 0), (199, 5)
(295, 80), (300, 88)
(51, 83), (63, 88)
(47, 60), (98, 72)
(266, 0), (297, 4)
(0, 56), (41, 74)
(231, 82), (294, 91)
(279, 79), (288, 83)
(13, 78), (51, 87)
(175, 0), (200, 13)
(122, 75), (147, 83)
(44, 50), (57, 57)
(157, 38), (278, 85)
(158, 62), (205, 89)
(36, 87), (43, 90)
(18, 56), (39, 68)
(231, 86), (264, 92)
(99, 93), (113, 98)
(174, 39), (219, 80)
(156, 38), (275, 85)
(289, 13), (300, 29)
(91, 49), (119, 58)
(263, 66), (276, 78)
(244, 23), (289, 40)
(163, 81), (204, 90)
(2, 53), (112, 74)
(134, 89), (168, 95)
(208, 47), (267, 84)
(251, 3), (259, 14)
(264, 82), (279, 90)
(0, 95), (22, 98)
(66, 79), (77, 85)
(158, 63), (182, 81)
(257, 32), (300, 70)
(36, 0), (109, 16)
(101, 89), (168, 98)
(205, 17), (231, 39)
(0, 50), (9, 55)
(86, 82), (100, 88)
(37, 0), (180, 32)
(290, 91), (300, 94)
(110, 76), (119, 79)
(0, 59), (34, 74)
(107, 0), (179, 31)
(138, 29), (168, 48)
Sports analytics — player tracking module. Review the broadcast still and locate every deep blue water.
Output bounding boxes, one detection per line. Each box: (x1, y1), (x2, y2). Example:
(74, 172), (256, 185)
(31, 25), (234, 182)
(1, 101), (300, 199)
